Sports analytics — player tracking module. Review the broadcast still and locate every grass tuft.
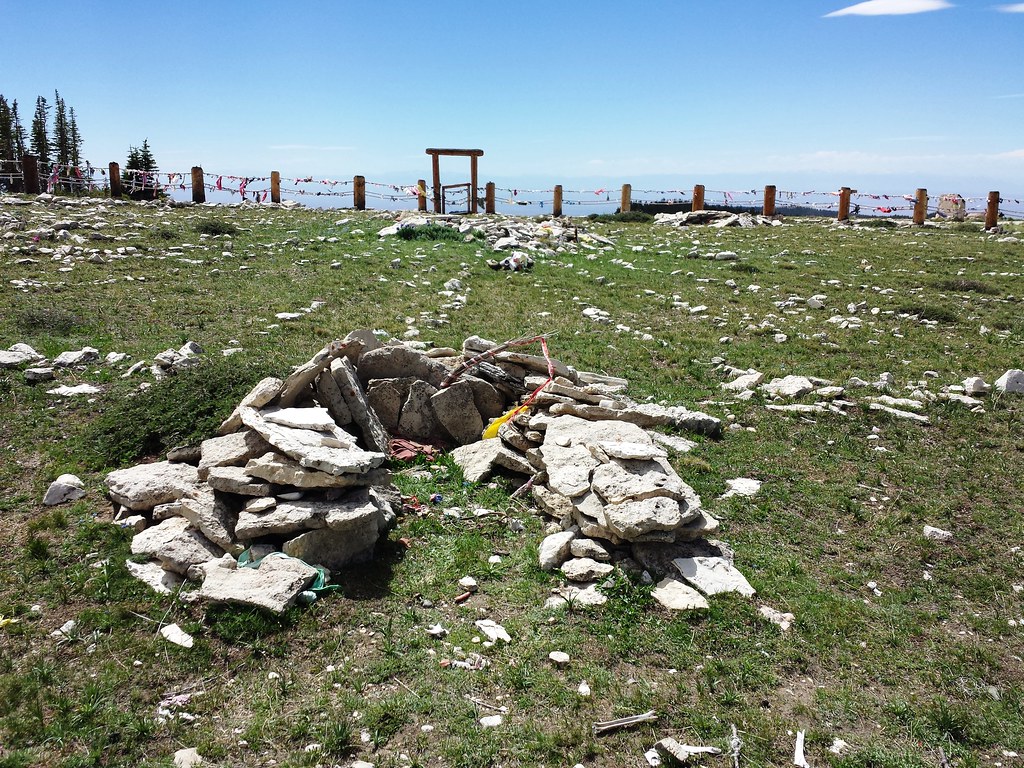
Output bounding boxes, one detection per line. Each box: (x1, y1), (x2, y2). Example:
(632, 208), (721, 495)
(396, 223), (462, 241)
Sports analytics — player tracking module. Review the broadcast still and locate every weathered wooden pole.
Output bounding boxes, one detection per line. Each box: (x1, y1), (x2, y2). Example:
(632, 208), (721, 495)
(692, 184), (705, 212)
(353, 175), (366, 210)
(109, 162), (123, 198)
(620, 183), (631, 213)
(485, 182), (495, 214)
(431, 153), (441, 213)
(270, 171), (281, 204)
(470, 155), (479, 212)
(838, 186), (852, 221)
(190, 166), (205, 203)
(553, 185), (563, 217)
(417, 179), (427, 212)
(985, 191), (1000, 230)
(763, 185), (776, 217)
(22, 154), (40, 194)
(913, 188), (928, 225)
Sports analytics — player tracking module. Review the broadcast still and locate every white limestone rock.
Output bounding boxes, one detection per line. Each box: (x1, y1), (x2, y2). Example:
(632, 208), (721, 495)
(178, 490), (240, 551)
(995, 369), (1024, 394)
(239, 407), (385, 476)
(923, 525), (954, 542)
(761, 375), (814, 398)
(197, 430), (272, 479)
(962, 376), (990, 395)
(722, 371), (764, 392)
(569, 537), (611, 562)
(130, 517), (223, 574)
(205, 465), (271, 497)
(561, 557), (614, 582)
(52, 346), (100, 367)
(590, 457), (688, 505)
(674, 556), (755, 597)
(262, 406), (338, 431)
(244, 451), (386, 489)
(106, 461), (200, 511)
(43, 474), (86, 506)
(602, 496), (696, 539)
(651, 577), (709, 611)
(541, 442), (600, 498)
(125, 559), (185, 595)
(538, 530), (577, 570)
(720, 478), (762, 499)
(192, 554), (319, 613)
(217, 376), (284, 435)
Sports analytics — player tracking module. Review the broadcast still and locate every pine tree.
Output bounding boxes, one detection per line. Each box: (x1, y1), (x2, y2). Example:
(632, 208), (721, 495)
(30, 96), (50, 167)
(53, 90), (71, 167)
(68, 107), (82, 167)
(11, 100), (27, 158)
(0, 96), (13, 162)
(126, 138), (158, 174)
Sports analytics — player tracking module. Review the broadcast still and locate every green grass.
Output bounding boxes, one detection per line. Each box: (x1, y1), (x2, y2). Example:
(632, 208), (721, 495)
(0, 198), (1022, 766)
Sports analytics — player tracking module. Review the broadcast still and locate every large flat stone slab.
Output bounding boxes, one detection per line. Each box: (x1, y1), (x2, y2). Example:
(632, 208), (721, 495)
(106, 461), (200, 511)
(198, 430), (272, 480)
(130, 517), (223, 574)
(244, 451), (387, 489)
(673, 555), (755, 597)
(590, 456), (687, 505)
(194, 555), (319, 613)
(651, 577), (709, 611)
(218, 376), (283, 435)
(239, 407), (385, 476)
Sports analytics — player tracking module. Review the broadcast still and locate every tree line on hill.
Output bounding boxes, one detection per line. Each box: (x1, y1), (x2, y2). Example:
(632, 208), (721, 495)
(1, 90), (157, 194)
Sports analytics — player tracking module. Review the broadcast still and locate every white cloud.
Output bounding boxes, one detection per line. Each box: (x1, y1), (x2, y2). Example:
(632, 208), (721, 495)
(995, 3), (1024, 10)
(999, 149), (1024, 158)
(825, 0), (953, 17)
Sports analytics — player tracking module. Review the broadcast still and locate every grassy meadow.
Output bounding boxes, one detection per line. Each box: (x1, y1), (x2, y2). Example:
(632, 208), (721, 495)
(0, 197), (1022, 768)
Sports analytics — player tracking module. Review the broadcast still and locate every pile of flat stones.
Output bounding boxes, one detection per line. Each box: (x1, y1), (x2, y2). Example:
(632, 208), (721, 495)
(441, 344), (752, 612)
(106, 329), (751, 615)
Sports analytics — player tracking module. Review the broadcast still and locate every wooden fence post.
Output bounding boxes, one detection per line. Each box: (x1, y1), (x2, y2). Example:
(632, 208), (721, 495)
(109, 162), (123, 198)
(838, 186), (852, 221)
(985, 191), (1000, 230)
(692, 184), (704, 212)
(417, 179), (427, 212)
(620, 183), (631, 213)
(431, 153), (441, 213)
(353, 175), (366, 210)
(485, 182), (495, 214)
(763, 185), (776, 217)
(270, 171), (281, 204)
(22, 154), (40, 194)
(553, 185), (562, 217)
(190, 166), (205, 203)
(913, 188), (928, 225)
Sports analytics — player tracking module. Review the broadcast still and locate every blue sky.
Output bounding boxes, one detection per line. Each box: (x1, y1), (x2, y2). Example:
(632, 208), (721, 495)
(4, 0), (1024, 200)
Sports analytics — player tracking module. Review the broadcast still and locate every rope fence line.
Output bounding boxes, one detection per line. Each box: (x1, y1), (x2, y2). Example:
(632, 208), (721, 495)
(1, 156), (1021, 222)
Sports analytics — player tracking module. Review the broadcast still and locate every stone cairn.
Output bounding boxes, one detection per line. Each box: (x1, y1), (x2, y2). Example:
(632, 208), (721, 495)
(108, 329), (749, 615)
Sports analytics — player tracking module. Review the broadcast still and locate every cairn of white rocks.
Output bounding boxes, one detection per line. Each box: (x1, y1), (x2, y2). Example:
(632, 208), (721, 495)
(104, 328), (751, 614)
(654, 210), (781, 228)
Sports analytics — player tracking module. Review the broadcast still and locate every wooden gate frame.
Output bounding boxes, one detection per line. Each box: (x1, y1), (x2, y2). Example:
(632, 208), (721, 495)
(425, 148), (483, 214)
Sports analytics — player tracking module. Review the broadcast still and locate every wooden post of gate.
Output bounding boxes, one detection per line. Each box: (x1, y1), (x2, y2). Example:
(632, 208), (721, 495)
(485, 182), (495, 214)
(190, 166), (204, 203)
(692, 184), (705, 212)
(763, 185), (776, 217)
(913, 188), (928, 225)
(425, 148), (484, 214)
(22, 154), (40, 194)
(621, 184), (631, 213)
(270, 171), (281, 204)
(470, 155), (479, 212)
(109, 162), (123, 198)
(985, 191), (1000, 230)
(417, 179), (427, 212)
(430, 153), (441, 213)
(838, 187), (852, 221)
(553, 185), (563, 217)
(353, 175), (366, 210)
